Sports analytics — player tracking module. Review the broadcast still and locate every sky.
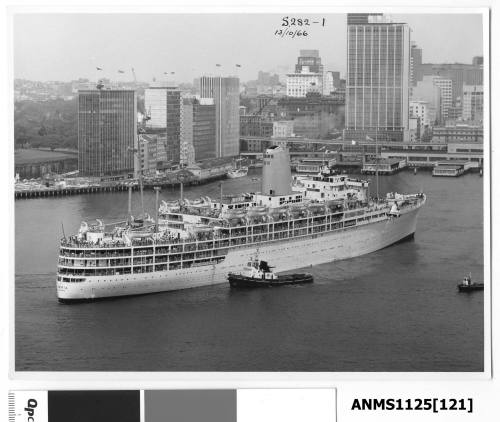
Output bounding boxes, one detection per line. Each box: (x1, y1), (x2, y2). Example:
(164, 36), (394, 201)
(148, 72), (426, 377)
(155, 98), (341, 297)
(13, 13), (484, 83)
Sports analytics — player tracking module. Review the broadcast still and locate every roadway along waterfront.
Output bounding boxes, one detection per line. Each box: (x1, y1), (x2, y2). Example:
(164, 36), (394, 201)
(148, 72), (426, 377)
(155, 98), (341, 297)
(15, 169), (484, 371)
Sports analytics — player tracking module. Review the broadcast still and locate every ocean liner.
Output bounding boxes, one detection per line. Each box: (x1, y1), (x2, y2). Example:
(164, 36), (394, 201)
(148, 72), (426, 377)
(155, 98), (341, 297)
(57, 146), (426, 301)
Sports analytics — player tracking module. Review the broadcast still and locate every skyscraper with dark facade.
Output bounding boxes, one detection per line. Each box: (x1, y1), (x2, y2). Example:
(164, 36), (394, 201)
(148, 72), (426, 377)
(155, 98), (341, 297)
(78, 89), (137, 176)
(199, 76), (240, 157)
(181, 97), (217, 163)
(193, 100), (217, 161)
(410, 43), (422, 87)
(344, 13), (411, 142)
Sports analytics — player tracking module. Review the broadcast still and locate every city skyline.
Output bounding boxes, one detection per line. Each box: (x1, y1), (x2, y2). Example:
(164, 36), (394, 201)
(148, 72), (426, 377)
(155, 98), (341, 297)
(13, 13), (483, 83)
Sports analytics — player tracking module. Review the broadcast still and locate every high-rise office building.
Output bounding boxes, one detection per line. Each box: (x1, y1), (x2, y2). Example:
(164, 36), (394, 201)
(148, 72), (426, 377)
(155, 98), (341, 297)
(144, 86), (181, 164)
(344, 13), (411, 142)
(432, 77), (453, 122)
(199, 76), (240, 157)
(181, 97), (217, 163)
(78, 89), (137, 176)
(410, 43), (422, 87)
(180, 98), (195, 166)
(193, 99), (217, 161)
(347, 13), (383, 25)
(462, 85), (483, 122)
(145, 86), (175, 129)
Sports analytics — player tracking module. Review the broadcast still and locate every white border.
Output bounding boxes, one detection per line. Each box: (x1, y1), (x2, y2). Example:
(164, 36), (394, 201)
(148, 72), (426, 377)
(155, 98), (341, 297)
(2, 2), (496, 414)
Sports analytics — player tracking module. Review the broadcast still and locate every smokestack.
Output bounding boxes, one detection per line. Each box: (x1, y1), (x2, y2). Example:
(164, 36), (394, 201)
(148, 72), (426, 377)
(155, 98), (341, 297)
(261, 146), (292, 196)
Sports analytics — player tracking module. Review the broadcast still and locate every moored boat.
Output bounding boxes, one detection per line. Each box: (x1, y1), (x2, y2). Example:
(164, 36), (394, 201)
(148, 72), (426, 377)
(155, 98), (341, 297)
(227, 158), (249, 178)
(227, 167), (248, 179)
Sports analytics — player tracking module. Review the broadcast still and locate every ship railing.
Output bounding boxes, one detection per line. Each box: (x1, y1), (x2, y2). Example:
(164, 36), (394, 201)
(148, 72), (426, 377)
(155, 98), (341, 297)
(61, 238), (128, 249)
(59, 204), (393, 252)
(59, 214), (389, 268)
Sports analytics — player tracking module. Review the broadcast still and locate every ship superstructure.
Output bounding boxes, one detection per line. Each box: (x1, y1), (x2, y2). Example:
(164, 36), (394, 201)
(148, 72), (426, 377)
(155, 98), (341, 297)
(57, 146), (425, 301)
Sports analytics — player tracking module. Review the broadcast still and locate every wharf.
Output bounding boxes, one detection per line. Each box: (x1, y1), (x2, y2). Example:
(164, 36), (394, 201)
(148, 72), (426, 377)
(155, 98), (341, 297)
(15, 173), (227, 200)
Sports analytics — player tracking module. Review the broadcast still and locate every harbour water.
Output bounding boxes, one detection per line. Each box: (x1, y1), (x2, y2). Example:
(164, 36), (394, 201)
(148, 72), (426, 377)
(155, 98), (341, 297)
(15, 170), (484, 371)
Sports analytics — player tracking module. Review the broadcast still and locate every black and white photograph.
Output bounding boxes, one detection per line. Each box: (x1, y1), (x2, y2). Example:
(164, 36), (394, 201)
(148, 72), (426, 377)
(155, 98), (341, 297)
(12, 10), (488, 373)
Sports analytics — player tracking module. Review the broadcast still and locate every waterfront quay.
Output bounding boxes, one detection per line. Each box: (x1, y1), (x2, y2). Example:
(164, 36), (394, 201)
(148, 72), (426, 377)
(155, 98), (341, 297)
(15, 171), (227, 200)
(240, 136), (484, 171)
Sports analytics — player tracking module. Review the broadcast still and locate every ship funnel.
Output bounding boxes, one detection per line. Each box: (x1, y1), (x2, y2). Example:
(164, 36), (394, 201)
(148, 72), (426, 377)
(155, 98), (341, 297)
(261, 145), (292, 196)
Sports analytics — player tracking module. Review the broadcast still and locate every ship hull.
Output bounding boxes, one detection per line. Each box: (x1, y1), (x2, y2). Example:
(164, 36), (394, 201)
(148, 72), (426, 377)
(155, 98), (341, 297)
(57, 205), (421, 301)
(228, 273), (313, 288)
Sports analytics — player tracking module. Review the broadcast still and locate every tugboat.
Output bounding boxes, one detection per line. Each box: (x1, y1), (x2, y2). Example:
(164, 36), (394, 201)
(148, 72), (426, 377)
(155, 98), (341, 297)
(457, 274), (484, 292)
(228, 258), (313, 288)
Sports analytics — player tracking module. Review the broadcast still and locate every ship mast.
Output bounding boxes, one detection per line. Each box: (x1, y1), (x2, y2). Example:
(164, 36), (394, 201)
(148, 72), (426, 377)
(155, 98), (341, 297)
(128, 184), (132, 220)
(139, 172), (145, 216)
(178, 174), (185, 204)
(375, 131), (379, 200)
(129, 139), (145, 217)
(154, 186), (160, 233)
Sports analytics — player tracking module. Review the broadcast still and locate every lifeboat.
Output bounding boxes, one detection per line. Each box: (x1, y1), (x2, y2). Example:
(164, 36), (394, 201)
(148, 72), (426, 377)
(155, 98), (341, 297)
(190, 197), (210, 207)
(268, 206), (287, 215)
(326, 199), (344, 207)
(191, 224), (213, 233)
(127, 230), (153, 239)
(289, 204), (307, 216)
(307, 203), (327, 214)
(224, 209), (247, 220)
(129, 213), (153, 228)
(247, 206), (268, 216)
(160, 200), (181, 213)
